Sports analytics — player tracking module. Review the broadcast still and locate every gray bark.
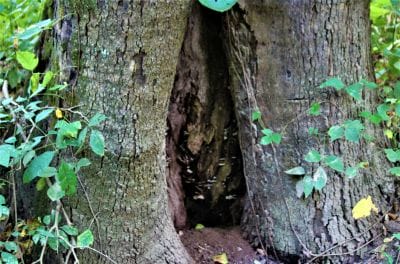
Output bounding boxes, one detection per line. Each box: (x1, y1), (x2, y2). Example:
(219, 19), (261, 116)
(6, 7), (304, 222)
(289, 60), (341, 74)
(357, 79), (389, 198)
(226, 0), (395, 261)
(53, 1), (193, 263)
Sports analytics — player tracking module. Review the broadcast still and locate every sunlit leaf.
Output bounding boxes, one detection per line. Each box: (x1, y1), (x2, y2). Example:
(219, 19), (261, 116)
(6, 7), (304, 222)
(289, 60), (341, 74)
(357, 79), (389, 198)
(352, 196), (378, 219)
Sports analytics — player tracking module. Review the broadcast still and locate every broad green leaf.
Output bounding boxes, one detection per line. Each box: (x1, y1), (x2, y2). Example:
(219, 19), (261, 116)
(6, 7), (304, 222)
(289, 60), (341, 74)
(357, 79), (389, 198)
(360, 79), (378, 89)
(328, 125), (344, 141)
(88, 113), (107, 127)
(345, 167), (358, 178)
(36, 178), (46, 191)
(313, 167), (327, 191)
(343, 120), (364, 142)
(0, 144), (15, 167)
(393, 233), (400, 240)
(30, 73), (40, 93)
(389, 167), (400, 176)
(56, 162), (77, 195)
(47, 182), (65, 201)
(0, 195), (5, 205)
(384, 148), (400, 162)
(284, 166), (306, 175)
(261, 128), (273, 136)
(16, 51), (38, 71)
(303, 176), (314, 198)
(260, 136), (272, 145)
(55, 121), (82, 149)
(61, 225), (78, 236)
(4, 137), (16, 144)
(90, 130), (105, 156)
(251, 110), (261, 121)
(377, 103), (391, 121)
(345, 82), (363, 101)
(42, 71), (54, 87)
(198, 0), (238, 12)
(17, 19), (53, 40)
(309, 103), (320, 116)
(271, 133), (282, 144)
(324, 155), (344, 172)
(23, 150), (36, 166)
(4, 241), (18, 252)
(75, 158), (91, 172)
(23, 151), (55, 183)
(0, 205), (9, 220)
(40, 167), (57, 177)
(35, 108), (54, 123)
(304, 149), (321, 163)
(1, 252), (18, 264)
(319, 77), (345, 90)
(77, 229), (94, 248)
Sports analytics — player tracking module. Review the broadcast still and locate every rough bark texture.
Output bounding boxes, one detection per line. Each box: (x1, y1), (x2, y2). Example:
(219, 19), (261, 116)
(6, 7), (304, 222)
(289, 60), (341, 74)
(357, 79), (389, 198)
(167, 3), (245, 229)
(53, 1), (193, 263)
(225, 0), (395, 261)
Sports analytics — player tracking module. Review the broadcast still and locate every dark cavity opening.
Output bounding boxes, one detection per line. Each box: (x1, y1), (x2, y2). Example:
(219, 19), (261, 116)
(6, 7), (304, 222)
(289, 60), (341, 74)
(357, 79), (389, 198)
(166, 3), (245, 229)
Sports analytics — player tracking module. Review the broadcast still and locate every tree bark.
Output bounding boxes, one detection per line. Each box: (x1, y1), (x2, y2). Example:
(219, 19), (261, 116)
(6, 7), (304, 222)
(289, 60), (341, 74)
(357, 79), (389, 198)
(53, 1), (193, 263)
(226, 0), (395, 261)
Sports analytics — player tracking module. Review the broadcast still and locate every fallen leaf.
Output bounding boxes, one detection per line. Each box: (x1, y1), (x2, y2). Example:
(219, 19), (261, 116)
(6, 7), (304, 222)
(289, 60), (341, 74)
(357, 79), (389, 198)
(212, 252), (228, 264)
(352, 196), (378, 219)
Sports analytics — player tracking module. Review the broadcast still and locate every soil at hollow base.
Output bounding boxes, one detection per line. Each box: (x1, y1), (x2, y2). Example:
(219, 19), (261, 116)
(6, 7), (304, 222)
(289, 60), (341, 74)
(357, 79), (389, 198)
(179, 226), (278, 264)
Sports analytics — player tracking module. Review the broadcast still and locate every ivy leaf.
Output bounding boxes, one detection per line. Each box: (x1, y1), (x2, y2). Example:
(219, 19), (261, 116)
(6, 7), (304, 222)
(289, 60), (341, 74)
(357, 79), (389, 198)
(377, 103), (391, 121)
(303, 176), (314, 198)
(384, 149), (400, 162)
(284, 166), (306, 175)
(251, 110), (261, 121)
(35, 109), (54, 123)
(23, 151), (55, 183)
(343, 120), (364, 142)
(90, 130), (105, 156)
(56, 162), (77, 196)
(309, 103), (320, 116)
(1, 252), (18, 264)
(77, 229), (94, 248)
(324, 155), (344, 172)
(304, 149), (321, 163)
(198, 0), (238, 12)
(345, 82), (363, 101)
(328, 125), (344, 141)
(16, 51), (38, 71)
(47, 182), (65, 201)
(319, 77), (345, 90)
(260, 129), (281, 145)
(88, 113), (107, 127)
(352, 196), (378, 220)
(345, 167), (358, 179)
(389, 167), (400, 176)
(313, 166), (327, 191)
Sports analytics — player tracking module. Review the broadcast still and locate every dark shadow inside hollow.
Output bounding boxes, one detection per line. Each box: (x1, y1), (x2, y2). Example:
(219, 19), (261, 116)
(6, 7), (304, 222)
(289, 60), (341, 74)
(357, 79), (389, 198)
(166, 2), (245, 229)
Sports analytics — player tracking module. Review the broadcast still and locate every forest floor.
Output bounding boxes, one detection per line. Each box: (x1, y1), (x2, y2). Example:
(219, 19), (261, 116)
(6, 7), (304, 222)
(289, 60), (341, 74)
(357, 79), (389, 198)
(180, 226), (279, 264)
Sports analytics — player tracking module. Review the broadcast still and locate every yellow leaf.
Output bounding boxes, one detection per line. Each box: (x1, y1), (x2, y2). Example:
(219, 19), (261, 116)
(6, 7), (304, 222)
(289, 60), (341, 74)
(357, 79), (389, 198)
(55, 108), (63, 119)
(352, 196), (378, 220)
(212, 253), (228, 264)
(195, 223), (205, 230)
(384, 129), (394, 139)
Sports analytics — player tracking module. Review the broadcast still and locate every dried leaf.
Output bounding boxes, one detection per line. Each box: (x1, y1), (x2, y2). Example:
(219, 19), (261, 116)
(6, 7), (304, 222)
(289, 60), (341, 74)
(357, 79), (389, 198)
(212, 253), (228, 264)
(352, 196), (378, 220)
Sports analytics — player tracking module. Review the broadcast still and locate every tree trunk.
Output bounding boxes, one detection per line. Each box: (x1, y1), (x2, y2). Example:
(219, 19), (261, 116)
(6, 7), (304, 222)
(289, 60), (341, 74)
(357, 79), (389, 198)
(226, 0), (395, 261)
(52, 1), (192, 263)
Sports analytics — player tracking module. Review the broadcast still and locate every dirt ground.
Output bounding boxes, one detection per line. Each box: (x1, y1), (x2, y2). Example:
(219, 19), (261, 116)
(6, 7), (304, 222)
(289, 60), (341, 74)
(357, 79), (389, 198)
(179, 226), (278, 264)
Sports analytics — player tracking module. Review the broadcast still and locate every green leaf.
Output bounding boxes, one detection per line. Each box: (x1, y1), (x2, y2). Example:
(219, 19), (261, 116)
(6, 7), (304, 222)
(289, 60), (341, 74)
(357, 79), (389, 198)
(1, 252), (18, 264)
(56, 162), (77, 196)
(303, 176), (314, 198)
(17, 19), (53, 40)
(393, 233), (400, 240)
(16, 51), (38, 71)
(47, 182), (65, 201)
(304, 149), (321, 163)
(284, 166), (306, 175)
(324, 155), (344, 172)
(35, 108), (54, 123)
(4, 241), (18, 253)
(319, 77), (345, 90)
(343, 120), (364, 142)
(0, 144), (15, 167)
(75, 158), (91, 172)
(260, 136), (272, 145)
(198, 0), (238, 12)
(261, 128), (273, 136)
(23, 150), (36, 166)
(0, 195), (6, 205)
(345, 82), (363, 101)
(389, 167), (400, 176)
(377, 103), (391, 121)
(328, 125), (344, 141)
(271, 133), (282, 144)
(313, 166), (327, 191)
(4, 137), (16, 144)
(23, 151), (55, 183)
(30, 73), (40, 93)
(384, 149), (400, 162)
(88, 113), (107, 127)
(308, 127), (319, 136)
(0, 205), (9, 220)
(295, 180), (304, 198)
(55, 121), (82, 149)
(77, 229), (94, 248)
(309, 103), (320, 116)
(195, 223), (205, 230)
(61, 225), (78, 236)
(251, 110), (261, 122)
(345, 167), (358, 179)
(90, 130), (105, 156)
(360, 79), (378, 89)
(42, 71), (54, 87)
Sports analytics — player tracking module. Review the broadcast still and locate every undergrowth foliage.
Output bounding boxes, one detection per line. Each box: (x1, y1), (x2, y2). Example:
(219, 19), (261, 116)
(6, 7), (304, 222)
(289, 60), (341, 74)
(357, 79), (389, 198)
(0, 0), (109, 263)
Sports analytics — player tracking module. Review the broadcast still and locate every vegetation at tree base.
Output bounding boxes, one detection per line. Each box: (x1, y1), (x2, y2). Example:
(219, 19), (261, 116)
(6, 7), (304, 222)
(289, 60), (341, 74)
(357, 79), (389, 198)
(0, 0), (398, 263)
